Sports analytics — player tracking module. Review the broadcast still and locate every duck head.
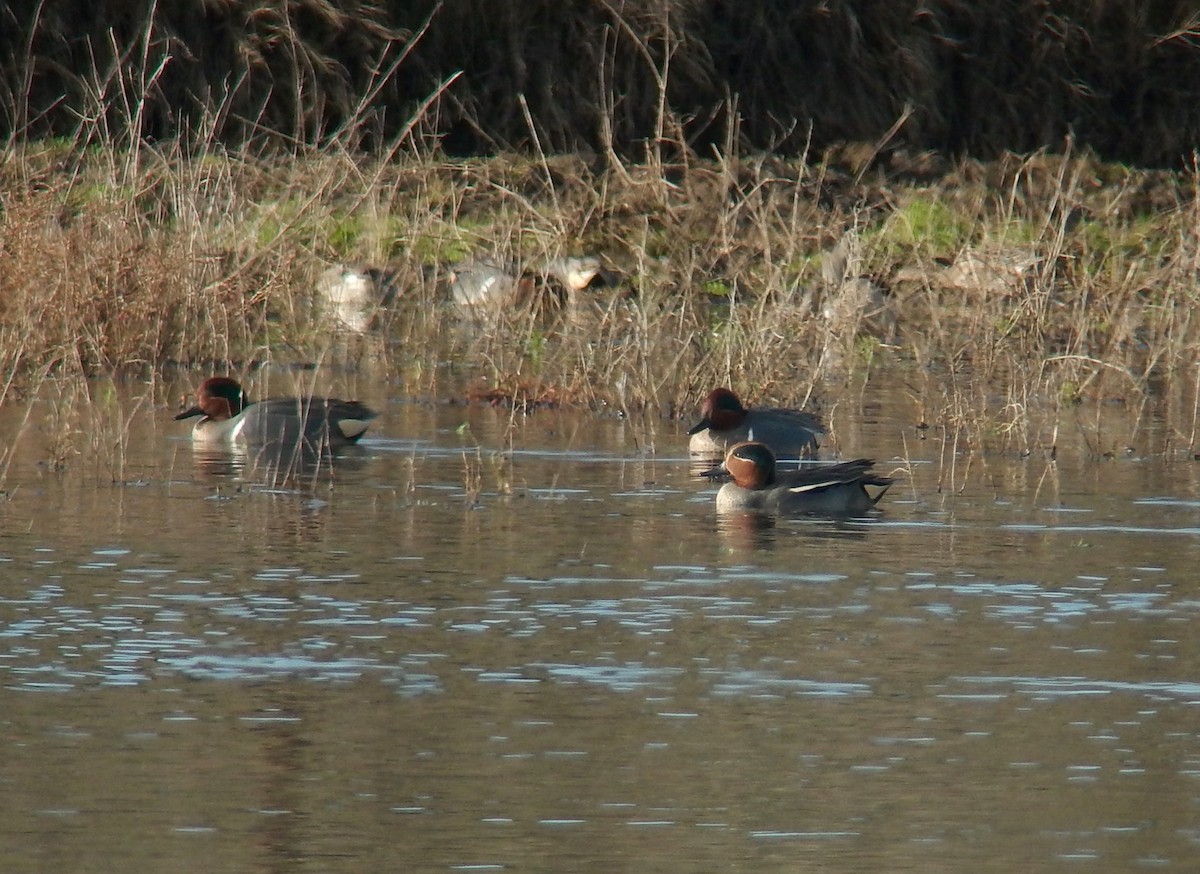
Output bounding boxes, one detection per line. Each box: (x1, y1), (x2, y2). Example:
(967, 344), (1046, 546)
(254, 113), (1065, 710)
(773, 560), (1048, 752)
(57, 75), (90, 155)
(175, 377), (249, 422)
(702, 440), (777, 489)
(687, 387), (749, 435)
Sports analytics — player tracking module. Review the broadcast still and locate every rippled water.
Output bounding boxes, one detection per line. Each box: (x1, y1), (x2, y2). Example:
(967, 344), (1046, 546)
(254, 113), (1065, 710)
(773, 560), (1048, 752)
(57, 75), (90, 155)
(1, 373), (1198, 872)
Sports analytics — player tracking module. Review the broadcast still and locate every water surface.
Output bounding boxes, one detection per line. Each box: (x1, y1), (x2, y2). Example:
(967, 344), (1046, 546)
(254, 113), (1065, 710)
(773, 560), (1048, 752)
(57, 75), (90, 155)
(1, 374), (1197, 872)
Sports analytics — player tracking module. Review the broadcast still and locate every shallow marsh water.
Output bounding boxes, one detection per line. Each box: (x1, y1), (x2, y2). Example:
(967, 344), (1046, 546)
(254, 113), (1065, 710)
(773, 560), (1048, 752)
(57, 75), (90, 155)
(1, 372), (1198, 872)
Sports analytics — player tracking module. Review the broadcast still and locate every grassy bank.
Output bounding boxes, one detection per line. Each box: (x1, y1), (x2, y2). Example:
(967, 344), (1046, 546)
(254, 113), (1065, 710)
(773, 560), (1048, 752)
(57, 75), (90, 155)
(1, 137), (1199, 460)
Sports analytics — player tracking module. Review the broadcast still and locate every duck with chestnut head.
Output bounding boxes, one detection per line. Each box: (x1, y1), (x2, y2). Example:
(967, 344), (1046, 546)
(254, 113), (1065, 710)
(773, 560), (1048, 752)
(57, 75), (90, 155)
(174, 377), (377, 450)
(703, 441), (892, 516)
(688, 387), (824, 458)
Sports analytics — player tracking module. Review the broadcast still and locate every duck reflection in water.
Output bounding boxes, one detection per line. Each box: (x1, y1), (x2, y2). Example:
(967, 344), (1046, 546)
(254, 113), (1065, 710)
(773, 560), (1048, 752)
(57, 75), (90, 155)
(713, 507), (879, 552)
(714, 509), (779, 551)
(188, 445), (248, 480)
(186, 440), (371, 488)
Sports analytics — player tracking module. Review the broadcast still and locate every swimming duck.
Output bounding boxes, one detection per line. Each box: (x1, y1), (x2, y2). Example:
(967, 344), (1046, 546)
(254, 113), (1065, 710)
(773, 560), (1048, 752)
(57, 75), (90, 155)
(688, 388), (824, 457)
(703, 441), (892, 515)
(175, 377), (378, 449)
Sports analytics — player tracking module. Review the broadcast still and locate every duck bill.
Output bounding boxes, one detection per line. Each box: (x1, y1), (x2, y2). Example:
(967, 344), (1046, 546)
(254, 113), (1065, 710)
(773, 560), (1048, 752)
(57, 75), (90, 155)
(687, 417), (713, 436)
(699, 461), (729, 480)
(174, 405), (205, 421)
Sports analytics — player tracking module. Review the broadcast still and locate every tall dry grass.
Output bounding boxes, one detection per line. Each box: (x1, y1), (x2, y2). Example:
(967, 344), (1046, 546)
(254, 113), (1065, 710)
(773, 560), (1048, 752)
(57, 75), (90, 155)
(3, 138), (1200, 454)
(1, 0), (1199, 474)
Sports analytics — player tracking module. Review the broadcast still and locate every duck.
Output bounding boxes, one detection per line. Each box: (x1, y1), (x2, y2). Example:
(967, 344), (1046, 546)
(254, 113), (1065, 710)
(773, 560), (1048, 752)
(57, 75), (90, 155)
(449, 257), (523, 309)
(541, 255), (609, 293)
(449, 254), (615, 311)
(174, 377), (378, 449)
(702, 441), (892, 515)
(316, 263), (399, 333)
(688, 387), (824, 457)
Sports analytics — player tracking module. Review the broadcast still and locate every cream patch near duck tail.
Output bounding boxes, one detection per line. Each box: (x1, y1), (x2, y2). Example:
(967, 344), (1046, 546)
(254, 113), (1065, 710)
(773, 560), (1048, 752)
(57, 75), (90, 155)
(337, 418), (372, 439)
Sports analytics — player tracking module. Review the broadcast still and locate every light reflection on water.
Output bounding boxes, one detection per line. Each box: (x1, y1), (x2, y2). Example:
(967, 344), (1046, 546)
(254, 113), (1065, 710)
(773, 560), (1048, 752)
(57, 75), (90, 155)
(0, 382), (1198, 871)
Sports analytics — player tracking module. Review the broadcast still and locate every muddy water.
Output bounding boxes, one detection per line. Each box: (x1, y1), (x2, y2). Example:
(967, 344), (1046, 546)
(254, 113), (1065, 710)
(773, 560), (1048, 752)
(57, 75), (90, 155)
(0, 373), (1198, 872)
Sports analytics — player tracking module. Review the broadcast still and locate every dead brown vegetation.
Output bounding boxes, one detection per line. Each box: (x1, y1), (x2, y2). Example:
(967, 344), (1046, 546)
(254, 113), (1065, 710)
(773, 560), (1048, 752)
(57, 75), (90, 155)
(2, 3), (1199, 493)
(1, 136), (1198, 466)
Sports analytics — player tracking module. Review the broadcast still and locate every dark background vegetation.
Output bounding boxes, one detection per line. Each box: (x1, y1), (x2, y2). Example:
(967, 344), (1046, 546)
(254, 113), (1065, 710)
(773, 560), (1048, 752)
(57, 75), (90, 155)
(2, 1), (1199, 165)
